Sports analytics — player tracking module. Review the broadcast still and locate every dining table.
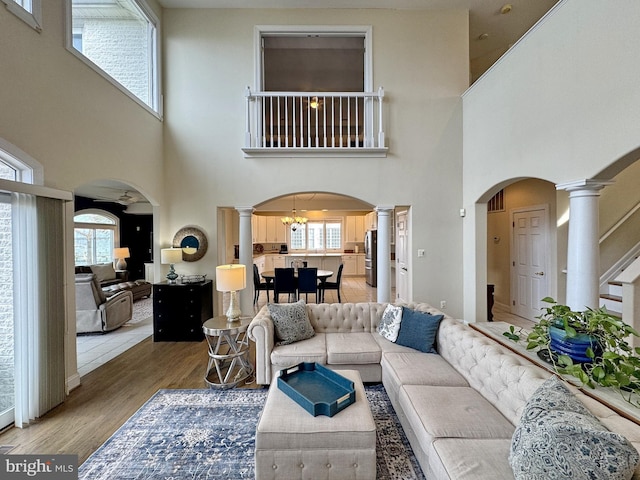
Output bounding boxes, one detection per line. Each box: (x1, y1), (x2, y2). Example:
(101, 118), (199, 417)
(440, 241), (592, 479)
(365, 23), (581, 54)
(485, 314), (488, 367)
(260, 269), (334, 284)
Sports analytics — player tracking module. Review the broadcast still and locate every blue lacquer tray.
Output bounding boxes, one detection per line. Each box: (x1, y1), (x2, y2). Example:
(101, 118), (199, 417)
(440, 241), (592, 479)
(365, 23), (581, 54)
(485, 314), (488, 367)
(277, 363), (356, 417)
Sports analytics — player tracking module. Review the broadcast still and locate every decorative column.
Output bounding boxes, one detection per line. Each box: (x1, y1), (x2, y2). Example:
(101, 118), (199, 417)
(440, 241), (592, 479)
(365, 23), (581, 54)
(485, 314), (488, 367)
(556, 179), (613, 311)
(375, 206), (394, 303)
(236, 206), (254, 317)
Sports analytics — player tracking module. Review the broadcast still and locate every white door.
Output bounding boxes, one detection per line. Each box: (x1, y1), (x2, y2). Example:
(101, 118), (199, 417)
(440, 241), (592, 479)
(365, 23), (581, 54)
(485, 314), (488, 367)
(396, 210), (409, 302)
(511, 207), (550, 321)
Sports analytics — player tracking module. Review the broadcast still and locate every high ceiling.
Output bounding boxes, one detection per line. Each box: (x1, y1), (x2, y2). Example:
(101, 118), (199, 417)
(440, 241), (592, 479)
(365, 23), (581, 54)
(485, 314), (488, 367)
(77, 0), (558, 208)
(156, 0), (559, 83)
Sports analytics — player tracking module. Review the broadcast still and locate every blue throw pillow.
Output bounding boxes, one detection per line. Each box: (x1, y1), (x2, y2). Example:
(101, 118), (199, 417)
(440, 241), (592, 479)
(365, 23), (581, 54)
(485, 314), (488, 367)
(395, 307), (444, 353)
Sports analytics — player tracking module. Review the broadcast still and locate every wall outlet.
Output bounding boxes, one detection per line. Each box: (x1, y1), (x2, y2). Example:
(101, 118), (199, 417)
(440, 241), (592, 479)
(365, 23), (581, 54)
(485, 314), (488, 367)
(440, 300), (447, 309)
(417, 249), (425, 257)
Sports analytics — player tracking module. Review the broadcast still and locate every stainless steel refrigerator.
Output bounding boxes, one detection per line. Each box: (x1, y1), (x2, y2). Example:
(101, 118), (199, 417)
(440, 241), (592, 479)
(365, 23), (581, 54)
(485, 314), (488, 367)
(365, 230), (377, 287)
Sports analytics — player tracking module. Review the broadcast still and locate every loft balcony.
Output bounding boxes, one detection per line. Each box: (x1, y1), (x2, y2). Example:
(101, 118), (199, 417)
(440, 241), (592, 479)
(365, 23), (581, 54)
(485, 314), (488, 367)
(242, 88), (388, 158)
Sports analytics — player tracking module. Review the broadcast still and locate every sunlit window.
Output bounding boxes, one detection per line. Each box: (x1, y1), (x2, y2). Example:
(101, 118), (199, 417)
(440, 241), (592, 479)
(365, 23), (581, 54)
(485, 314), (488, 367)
(67, 0), (160, 113)
(289, 220), (342, 252)
(74, 211), (119, 265)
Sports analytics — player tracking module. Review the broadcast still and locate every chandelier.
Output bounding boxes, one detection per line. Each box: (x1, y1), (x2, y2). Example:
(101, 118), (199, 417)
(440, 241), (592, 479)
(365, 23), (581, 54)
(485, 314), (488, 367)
(281, 195), (308, 231)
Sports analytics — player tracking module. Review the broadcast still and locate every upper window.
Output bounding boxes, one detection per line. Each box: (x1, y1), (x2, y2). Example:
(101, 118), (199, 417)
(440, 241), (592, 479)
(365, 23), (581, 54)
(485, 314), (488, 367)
(74, 210), (119, 266)
(1, 0), (42, 31)
(67, 0), (160, 115)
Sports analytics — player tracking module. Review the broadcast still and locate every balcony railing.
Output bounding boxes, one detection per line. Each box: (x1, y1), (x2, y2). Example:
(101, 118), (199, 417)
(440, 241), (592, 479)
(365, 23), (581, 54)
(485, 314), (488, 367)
(243, 88), (387, 156)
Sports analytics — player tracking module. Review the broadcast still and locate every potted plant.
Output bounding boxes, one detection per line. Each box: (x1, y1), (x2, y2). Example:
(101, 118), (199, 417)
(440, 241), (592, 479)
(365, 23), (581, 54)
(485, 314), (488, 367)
(504, 297), (640, 406)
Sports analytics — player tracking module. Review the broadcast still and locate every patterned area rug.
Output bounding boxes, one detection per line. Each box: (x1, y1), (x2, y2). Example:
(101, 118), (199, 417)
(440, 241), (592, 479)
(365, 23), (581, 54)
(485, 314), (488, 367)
(79, 385), (425, 480)
(127, 297), (153, 325)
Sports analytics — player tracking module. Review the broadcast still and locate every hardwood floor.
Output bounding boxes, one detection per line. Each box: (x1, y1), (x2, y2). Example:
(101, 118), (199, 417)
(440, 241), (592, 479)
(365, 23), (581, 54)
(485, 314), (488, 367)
(0, 338), (211, 463)
(0, 280), (532, 464)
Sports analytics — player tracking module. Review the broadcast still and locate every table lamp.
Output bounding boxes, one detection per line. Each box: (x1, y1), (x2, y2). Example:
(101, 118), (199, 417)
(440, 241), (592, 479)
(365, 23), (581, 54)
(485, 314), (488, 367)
(216, 264), (246, 322)
(113, 247), (130, 271)
(161, 247), (183, 284)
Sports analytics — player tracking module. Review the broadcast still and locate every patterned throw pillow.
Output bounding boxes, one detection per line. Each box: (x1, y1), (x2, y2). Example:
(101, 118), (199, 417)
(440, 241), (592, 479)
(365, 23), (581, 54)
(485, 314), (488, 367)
(510, 376), (639, 480)
(267, 299), (315, 346)
(377, 304), (403, 342)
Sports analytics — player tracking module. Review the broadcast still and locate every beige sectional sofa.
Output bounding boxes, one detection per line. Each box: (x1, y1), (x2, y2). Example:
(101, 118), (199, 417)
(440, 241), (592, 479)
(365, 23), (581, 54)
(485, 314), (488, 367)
(248, 302), (640, 479)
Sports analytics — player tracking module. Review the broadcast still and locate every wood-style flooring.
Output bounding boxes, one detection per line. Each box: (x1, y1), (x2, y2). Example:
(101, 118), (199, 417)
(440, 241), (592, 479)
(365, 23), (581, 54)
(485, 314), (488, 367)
(0, 279), (531, 464)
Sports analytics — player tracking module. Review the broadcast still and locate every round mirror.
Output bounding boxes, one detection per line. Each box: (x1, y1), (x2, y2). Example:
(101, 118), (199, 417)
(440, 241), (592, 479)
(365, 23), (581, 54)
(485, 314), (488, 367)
(173, 226), (208, 262)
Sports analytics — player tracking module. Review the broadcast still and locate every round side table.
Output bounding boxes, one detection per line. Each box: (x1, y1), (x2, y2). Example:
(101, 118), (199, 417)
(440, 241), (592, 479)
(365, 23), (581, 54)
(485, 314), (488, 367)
(202, 316), (254, 389)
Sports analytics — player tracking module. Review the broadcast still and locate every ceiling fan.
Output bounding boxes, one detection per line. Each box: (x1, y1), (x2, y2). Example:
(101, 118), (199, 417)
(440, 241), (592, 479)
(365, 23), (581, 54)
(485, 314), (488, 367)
(94, 190), (139, 206)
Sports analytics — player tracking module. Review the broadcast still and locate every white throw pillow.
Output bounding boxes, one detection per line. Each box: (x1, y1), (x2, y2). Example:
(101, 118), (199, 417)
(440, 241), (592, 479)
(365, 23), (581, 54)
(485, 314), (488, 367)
(377, 304), (403, 342)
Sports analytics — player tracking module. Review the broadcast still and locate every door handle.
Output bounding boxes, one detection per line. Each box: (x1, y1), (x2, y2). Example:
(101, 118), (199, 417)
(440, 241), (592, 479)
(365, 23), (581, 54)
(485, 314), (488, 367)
(535, 271), (544, 276)
(402, 267), (408, 272)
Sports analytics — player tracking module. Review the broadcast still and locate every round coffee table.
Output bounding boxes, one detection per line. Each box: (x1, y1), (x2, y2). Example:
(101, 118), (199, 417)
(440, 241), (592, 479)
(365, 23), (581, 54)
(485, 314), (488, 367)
(202, 316), (254, 389)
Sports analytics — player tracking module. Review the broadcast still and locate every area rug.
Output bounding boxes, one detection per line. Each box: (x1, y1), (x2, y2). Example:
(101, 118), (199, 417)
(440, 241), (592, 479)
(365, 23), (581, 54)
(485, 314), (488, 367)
(127, 297), (153, 325)
(79, 385), (425, 480)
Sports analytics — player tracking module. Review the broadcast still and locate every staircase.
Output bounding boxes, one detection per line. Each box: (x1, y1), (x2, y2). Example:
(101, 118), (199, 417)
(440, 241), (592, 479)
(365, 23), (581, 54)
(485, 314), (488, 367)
(600, 281), (623, 318)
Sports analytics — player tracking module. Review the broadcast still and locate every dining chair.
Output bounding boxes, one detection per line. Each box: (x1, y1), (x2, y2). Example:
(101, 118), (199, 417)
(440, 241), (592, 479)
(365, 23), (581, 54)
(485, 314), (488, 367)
(253, 264), (273, 306)
(318, 263), (344, 303)
(297, 267), (318, 303)
(274, 267), (297, 303)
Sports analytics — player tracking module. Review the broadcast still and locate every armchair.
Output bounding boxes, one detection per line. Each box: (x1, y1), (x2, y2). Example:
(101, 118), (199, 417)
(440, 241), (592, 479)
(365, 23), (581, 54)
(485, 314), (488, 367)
(75, 273), (133, 333)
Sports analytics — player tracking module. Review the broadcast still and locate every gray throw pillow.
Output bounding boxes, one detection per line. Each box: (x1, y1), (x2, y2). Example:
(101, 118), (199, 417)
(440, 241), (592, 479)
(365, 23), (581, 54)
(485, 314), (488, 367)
(90, 263), (116, 283)
(267, 299), (315, 346)
(510, 376), (639, 480)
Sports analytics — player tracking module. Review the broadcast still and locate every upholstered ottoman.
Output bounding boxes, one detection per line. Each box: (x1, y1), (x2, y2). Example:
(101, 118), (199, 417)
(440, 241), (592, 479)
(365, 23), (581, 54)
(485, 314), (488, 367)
(255, 369), (376, 479)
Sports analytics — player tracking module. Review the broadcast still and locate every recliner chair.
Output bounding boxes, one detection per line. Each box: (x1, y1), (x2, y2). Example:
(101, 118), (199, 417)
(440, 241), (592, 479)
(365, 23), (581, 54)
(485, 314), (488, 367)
(75, 273), (133, 333)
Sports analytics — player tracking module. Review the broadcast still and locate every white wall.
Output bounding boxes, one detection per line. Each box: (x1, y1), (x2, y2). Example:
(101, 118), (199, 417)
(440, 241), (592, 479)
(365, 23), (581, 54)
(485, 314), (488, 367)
(0, 0), (164, 388)
(162, 8), (469, 316)
(463, 0), (640, 321)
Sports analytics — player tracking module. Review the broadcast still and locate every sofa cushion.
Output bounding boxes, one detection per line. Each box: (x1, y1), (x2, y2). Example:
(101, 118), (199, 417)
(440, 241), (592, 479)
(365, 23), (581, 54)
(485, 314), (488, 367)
(377, 304), (403, 342)
(382, 352), (469, 392)
(268, 300), (315, 346)
(326, 333), (381, 365)
(270, 333), (327, 368)
(399, 385), (515, 447)
(90, 263), (116, 284)
(509, 376), (639, 480)
(432, 438), (515, 480)
(395, 307), (443, 353)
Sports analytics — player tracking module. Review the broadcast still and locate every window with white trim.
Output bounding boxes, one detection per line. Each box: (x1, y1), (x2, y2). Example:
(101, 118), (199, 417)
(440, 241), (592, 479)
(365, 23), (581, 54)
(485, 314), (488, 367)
(74, 210), (119, 265)
(290, 219), (342, 252)
(1, 0), (42, 31)
(67, 0), (160, 114)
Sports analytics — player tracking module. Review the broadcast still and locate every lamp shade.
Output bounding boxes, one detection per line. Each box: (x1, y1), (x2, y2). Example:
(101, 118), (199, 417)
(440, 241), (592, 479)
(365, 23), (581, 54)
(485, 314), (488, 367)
(216, 264), (246, 292)
(160, 247), (183, 264)
(113, 247), (130, 259)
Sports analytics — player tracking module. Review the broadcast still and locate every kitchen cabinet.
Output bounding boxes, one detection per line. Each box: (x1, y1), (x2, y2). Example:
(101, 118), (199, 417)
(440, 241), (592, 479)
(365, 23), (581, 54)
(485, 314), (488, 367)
(365, 212), (377, 231)
(265, 217), (288, 243)
(345, 215), (366, 243)
(357, 255), (365, 275)
(254, 254), (266, 273)
(342, 255), (358, 276)
(272, 255), (287, 269)
(252, 215), (266, 243)
(153, 281), (213, 342)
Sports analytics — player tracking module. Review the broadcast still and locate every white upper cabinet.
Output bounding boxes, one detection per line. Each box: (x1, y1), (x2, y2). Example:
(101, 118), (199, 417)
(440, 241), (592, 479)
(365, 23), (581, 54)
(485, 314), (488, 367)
(345, 215), (366, 243)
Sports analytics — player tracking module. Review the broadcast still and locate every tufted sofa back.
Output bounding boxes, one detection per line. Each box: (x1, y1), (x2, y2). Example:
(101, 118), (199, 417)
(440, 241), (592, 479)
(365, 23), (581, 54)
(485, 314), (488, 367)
(436, 317), (552, 425)
(305, 302), (454, 333)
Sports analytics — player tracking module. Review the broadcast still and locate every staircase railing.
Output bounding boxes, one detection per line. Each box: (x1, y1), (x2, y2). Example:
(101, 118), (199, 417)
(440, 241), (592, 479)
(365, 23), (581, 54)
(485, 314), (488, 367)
(244, 88), (385, 150)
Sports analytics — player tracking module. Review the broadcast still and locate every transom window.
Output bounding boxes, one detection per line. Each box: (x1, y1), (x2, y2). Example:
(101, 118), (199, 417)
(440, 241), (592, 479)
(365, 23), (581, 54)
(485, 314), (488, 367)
(74, 210), (119, 265)
(67, 0), (160, 115)
(290, 220), (342, 252)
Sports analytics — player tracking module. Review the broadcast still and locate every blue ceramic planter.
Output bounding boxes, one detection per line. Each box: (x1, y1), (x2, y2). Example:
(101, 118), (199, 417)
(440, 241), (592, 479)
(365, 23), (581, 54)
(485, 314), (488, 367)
(549, 326), (600, 363)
